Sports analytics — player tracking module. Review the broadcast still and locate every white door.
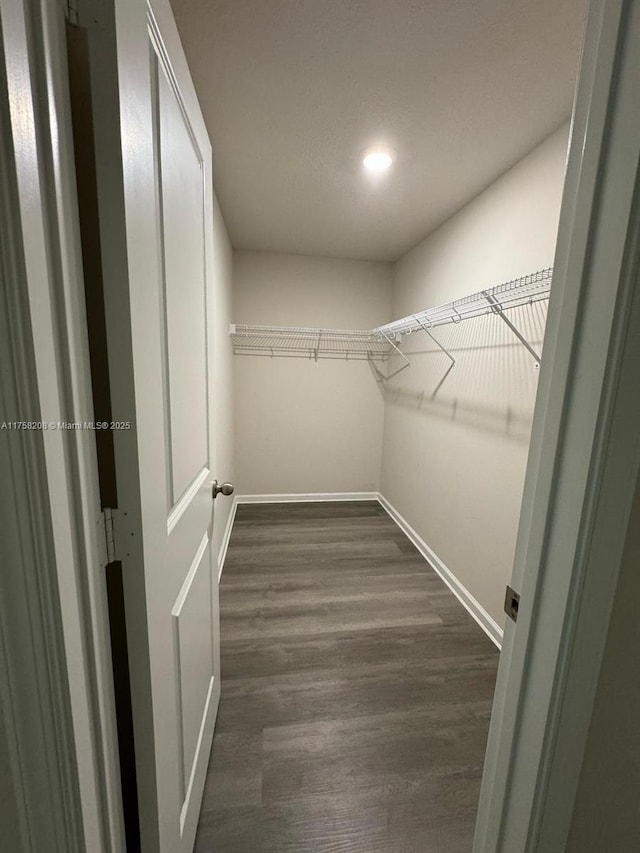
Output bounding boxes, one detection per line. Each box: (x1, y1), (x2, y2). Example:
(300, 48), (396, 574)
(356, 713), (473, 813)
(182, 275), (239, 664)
(77, 1), (224, 850)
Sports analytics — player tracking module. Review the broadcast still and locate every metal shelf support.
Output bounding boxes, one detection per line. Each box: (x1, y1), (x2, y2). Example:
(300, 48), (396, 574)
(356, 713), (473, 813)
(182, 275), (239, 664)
(369, 331), (411, 380)
(482, 291), (542, 366)
(412, 315), (456, 367)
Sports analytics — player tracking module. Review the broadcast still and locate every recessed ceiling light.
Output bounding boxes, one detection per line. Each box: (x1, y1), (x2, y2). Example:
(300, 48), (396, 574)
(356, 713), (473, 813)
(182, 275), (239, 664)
(362, 147), (395, 173)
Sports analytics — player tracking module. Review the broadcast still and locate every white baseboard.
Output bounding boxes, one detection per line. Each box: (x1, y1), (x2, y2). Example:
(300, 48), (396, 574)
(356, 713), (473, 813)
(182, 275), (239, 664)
(376, 493), (504, 649)
(217, 495), (238, 583)
(235, 492), (380, 504)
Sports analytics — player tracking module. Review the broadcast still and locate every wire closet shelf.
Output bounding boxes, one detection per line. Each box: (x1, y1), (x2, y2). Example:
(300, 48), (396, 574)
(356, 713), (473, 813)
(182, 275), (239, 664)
(229, 267), (553, 366)
(373, 268), (553, 338)
(229, 325), (393, 361)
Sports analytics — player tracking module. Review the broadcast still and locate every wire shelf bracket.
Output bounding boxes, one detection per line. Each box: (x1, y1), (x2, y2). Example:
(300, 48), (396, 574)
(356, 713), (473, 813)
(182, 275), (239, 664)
(368, 331), (411, 380)
(411, 314), (456, 368)
(482, 290), (542, 366)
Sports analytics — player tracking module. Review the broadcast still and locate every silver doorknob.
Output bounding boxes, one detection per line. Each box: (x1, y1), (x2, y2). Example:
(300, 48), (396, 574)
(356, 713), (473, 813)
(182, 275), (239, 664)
(212, 480), (234, 499)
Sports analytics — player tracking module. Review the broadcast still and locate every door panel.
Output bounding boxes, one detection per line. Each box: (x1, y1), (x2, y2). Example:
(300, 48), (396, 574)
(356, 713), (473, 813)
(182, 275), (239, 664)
(157, 65), (208, 506)
(77, 1), (221, 850)
(171, 534), (214, 801)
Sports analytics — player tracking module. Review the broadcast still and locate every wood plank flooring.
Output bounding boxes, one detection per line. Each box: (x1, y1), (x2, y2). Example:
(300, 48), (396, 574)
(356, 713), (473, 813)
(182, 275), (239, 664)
(195, 501), (499, 853)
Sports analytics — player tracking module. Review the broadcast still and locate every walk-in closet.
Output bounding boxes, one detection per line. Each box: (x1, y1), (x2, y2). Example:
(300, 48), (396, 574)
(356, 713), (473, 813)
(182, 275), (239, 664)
(163, 1), (587, 850)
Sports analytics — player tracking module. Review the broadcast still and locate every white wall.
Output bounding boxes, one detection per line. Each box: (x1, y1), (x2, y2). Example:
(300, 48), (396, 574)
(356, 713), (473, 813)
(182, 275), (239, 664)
(380, 124), (570, 628)
(233, 251), (393, 494)
(211, 196), (236, 561)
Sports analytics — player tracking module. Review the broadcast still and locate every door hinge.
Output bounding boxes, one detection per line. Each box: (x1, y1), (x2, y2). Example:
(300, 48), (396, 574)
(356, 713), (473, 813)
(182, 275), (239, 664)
(504, 585), (520, 623)
(103, 507), (116, 564)
(65, 0), (80, 25)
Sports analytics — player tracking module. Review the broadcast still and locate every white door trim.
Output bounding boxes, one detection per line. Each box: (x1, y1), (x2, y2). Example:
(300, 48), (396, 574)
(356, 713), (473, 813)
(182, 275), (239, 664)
(0, 1), (124, 851)
(474, 0), (640, 849)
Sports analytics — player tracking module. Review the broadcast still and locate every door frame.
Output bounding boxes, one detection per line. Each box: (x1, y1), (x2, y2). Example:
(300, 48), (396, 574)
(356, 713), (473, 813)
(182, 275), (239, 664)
(474, 0), (640, 849)
(0, 1), (124, 851)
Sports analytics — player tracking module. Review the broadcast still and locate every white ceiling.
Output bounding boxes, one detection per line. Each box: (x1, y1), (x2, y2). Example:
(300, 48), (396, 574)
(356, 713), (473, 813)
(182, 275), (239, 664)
(170, 0), (586, 262)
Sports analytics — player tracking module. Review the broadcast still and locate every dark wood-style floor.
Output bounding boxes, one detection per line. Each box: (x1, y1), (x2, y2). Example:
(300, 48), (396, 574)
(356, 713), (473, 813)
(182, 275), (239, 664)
(195, 501), (499, 853)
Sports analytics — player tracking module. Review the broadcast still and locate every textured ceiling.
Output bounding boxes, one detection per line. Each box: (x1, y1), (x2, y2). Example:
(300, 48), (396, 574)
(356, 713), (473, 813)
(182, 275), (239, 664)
(170, 0), (586, 262)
